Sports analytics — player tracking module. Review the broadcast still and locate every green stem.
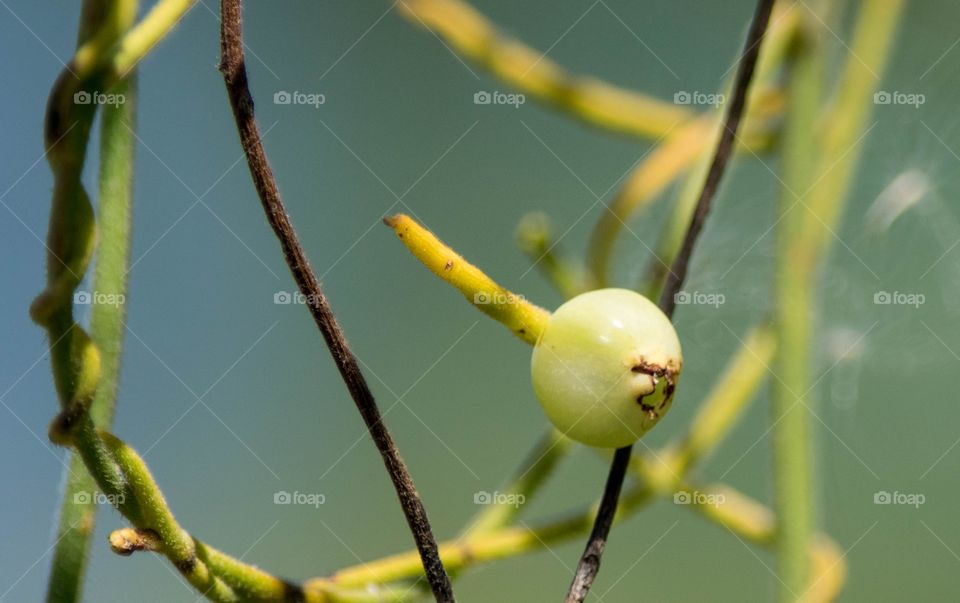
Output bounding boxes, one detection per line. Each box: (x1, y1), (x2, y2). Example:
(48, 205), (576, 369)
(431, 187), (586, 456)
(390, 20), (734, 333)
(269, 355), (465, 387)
(639, 2), (800, 296)
(323, 485), (655, 590)
(88, 75), (136, 427)
(44, 454), (98, 603)
(516, 213), (592, 299)
(667, 323), (777, 476)
(35, 1), (134, 599)
(99, 432), (241, 602)
(462, 429), (571, 536)
(37, 1), (265, 601)
(772, 9), (824, 598)
(772, 1), (903, 599)
(46, 71), (137, 603)
(398, 0), (693, 140)
(111, 0), (197, 75)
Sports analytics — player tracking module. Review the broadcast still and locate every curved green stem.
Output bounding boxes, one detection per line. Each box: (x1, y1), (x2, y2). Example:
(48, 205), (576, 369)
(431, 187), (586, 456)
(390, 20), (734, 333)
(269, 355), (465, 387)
(516, 213), (593, 299)
(462, 428), (571, 537)
(46, 69), (138, 602)
(397, 0), (693, 140)
(36, 2), (273, 602)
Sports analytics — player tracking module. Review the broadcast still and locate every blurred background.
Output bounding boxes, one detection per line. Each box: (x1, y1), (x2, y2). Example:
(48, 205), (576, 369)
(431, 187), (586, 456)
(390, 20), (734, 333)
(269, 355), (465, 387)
(2, 1), (959, 600)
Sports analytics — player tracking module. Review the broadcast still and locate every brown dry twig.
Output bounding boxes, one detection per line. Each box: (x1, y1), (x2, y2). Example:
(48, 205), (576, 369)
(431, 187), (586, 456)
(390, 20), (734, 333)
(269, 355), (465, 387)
(217, 1), (455, 600)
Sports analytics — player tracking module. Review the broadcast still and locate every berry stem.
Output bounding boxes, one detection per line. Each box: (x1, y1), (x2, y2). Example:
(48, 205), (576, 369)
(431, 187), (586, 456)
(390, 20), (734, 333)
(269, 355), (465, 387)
(565, 0), (777, 599)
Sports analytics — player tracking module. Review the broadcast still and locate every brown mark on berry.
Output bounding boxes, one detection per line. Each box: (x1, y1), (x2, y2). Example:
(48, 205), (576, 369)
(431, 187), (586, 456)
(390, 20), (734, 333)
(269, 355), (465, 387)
(631, 359), (677, 419)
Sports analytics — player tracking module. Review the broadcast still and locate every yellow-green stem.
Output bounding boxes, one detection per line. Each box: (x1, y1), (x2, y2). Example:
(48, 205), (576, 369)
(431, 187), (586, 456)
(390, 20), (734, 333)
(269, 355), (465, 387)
(516, 213), (593, 298)
(46, 71), (138, 603)
(385, 214), (550, 344)
(462, 428), (571, 536)
(664, 324), (777, 476)
(638, 1), (800, 294)
(772, 1), (903, 599)
(773, 7), (824, 597)
(397, 0), (692, 140)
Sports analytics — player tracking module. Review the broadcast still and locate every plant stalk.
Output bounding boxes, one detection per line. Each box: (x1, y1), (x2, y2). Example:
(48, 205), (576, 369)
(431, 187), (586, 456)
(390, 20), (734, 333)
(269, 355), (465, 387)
(772, 1), (903, 599)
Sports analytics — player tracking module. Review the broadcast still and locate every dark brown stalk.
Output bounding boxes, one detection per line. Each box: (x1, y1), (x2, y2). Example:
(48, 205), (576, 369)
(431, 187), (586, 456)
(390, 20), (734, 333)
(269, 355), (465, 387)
(564, 1), (776, 600)
(217, 1), (455, 600)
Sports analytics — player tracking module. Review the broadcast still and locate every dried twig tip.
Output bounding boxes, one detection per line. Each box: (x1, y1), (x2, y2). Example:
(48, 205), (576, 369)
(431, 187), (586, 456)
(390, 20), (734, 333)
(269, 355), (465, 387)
(109, 528), (161, 556)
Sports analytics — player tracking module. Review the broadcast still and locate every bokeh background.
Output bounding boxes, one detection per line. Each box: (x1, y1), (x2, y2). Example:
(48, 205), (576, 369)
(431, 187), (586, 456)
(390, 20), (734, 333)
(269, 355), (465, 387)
(2, 1), (959, 600)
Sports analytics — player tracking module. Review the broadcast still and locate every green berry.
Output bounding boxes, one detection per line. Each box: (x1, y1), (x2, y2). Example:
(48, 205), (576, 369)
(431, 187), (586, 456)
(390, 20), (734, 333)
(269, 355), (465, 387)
(531, 288), (682, 448)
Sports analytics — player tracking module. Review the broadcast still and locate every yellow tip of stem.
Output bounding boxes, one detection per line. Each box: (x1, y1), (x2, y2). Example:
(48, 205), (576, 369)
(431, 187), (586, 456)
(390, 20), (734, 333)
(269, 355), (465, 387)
(385, 214), (550, 345)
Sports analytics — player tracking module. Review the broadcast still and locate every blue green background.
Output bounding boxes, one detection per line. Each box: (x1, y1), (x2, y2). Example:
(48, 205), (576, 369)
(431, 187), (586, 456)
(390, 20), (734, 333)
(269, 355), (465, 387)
(2, 1), (959, 600)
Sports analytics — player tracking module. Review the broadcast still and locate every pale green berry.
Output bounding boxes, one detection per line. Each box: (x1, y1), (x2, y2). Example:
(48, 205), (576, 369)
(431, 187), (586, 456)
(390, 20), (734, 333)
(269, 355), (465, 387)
(531, 288), (682, 448)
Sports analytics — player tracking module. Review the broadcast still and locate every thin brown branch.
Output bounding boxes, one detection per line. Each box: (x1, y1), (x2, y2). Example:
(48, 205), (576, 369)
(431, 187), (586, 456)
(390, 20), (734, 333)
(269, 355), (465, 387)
(658, 0), (777, 318)
(563, 446), (630, 603)
(217, 2), (455, 601)
(564, 0), (777, 600)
